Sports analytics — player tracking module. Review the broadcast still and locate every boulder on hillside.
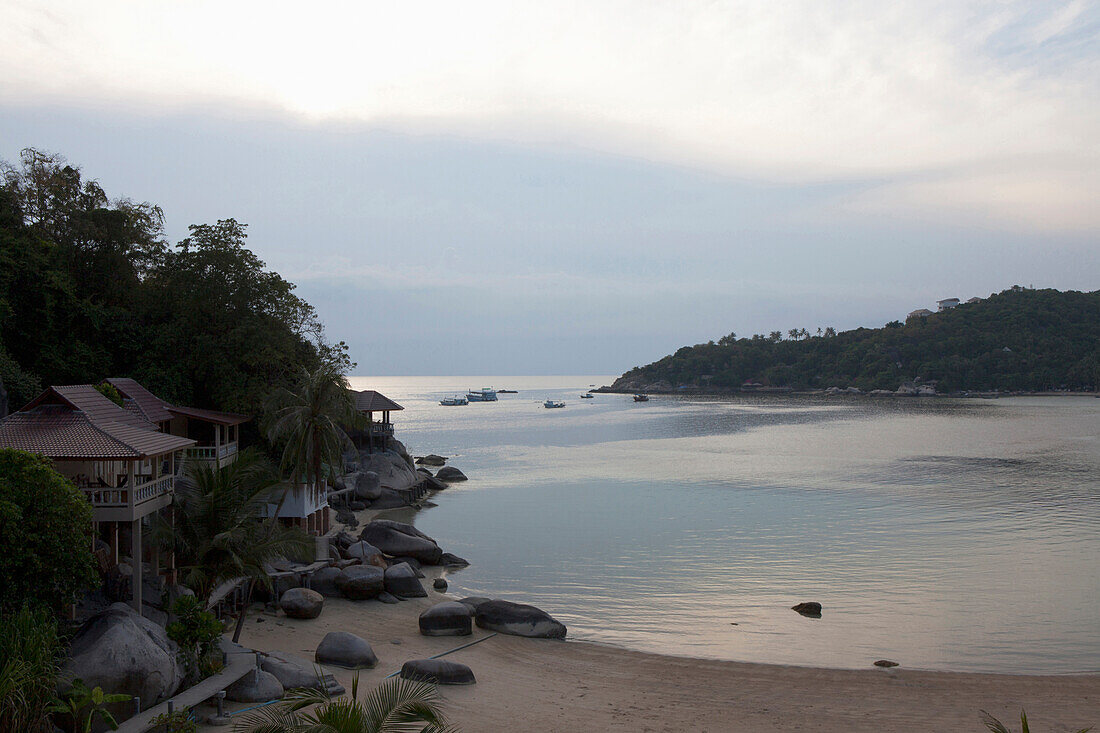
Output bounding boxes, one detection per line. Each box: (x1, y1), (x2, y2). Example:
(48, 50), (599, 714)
(419, 602), (472, 636)
(400, 659), (475, 685)
(315, 631), (378, 669)
(351, 471), (382, 501)
(280, 588), (324, 619)
(416, 454), (447, 466)
(337, 565), (385, 601)
(225, 668), (283, 703)
(359, 520), (442, 564)
(309, 566), (348, 597)
(62, 603), (184, 717)
(475, 600), (567, 639)
(435, 466), (468, 482)
(384, 563), (427, 598)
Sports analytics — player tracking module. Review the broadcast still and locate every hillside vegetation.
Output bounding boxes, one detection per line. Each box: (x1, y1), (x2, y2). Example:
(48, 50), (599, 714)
(0, 148), (350, 415)
(610, 288), (1100, 394)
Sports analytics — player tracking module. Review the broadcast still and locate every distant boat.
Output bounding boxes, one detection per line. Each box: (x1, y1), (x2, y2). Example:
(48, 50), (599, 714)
(497, 389), (518, 393)
(544, 399), (566, 409)
(580, 393), (594, 399)
(440, 396), (468, 406)
(467, 388), (498, 402)
(633, 394), (649, 402)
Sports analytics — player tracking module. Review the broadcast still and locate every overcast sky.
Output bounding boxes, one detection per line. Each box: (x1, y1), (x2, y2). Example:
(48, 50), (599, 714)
(2, 1), (1098, 375)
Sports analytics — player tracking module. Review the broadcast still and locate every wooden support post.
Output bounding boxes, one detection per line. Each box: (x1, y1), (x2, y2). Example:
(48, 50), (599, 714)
(132, 518), (143, 613)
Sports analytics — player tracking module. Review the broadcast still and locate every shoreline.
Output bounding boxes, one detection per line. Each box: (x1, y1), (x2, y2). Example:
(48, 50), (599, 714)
(199, 497), (1100, 731)
(595, 386), (1100, 399)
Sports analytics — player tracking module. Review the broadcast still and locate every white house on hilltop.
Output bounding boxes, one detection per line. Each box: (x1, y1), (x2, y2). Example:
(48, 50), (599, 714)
(937, 298), (960, 311)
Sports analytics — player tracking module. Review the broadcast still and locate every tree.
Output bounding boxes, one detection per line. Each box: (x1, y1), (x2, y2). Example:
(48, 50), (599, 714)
(0, 450), (97, 612)
(150, 449), (312, 601)
(233, 674), (456, 733)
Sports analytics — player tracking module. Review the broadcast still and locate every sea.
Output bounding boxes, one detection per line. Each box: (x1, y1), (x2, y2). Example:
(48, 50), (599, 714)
(346, 376), (1100, 674)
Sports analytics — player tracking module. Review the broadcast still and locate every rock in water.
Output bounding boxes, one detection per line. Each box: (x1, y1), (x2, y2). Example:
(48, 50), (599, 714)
(439, 552), (470, 568)
(874, 659), (899, 668)
(280, 588), (324, 619)
(791, 602), (822, 617)
(400, 659), (476, 685)
(416, 454), (447, 466)
(226, 668), (284, 702)
(384, 562), (427, 598)
(419, 602), (472, 636)
(359, 520), (443, 564)
(433, 577), (448, 591)
(315, 631), (378, 669)
(435, 466), (468, 482)
(475, 600), (567, 639)
(338, 565), (385, 600)
(62, 603), (184, 716)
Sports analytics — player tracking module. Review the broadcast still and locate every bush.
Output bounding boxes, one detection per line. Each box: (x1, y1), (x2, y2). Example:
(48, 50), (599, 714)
(166, 595), (224, 683)
(0, 604), (64, 733)
(0, 449), (97, 612)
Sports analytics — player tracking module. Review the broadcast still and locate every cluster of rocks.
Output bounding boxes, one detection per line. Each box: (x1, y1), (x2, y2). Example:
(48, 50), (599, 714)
(328, 445), (468, 522)
(419, 598), (567, 639)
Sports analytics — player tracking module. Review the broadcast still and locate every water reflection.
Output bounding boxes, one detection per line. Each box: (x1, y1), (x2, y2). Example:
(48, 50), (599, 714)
(349, 377), (1100, 673)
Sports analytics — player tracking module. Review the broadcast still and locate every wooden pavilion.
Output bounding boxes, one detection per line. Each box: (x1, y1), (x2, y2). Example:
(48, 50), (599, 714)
(351, 390), (404, 453)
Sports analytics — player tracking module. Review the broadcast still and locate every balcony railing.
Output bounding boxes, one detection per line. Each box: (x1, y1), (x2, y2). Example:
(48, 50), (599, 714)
(185, 442), (238, 461)
(82, 475), (173, 509)
(367, 423), (394, 436)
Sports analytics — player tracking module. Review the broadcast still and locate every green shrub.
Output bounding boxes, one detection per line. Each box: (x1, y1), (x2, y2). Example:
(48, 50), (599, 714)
(166, 595), (224, 683)
(0, 604), (64, 733)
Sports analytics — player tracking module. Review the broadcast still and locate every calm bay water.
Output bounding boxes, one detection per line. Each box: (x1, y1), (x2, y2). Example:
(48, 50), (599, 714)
(346, 376), (1100, 673)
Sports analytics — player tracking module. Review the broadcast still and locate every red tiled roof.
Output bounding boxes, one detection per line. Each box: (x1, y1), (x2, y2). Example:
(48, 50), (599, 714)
(354, 390), (404, 412)
(0, 406), (194, 459)
(24, 385), (157, 432)
(105, 377), (175, 423)
(166, 404), (250, 426)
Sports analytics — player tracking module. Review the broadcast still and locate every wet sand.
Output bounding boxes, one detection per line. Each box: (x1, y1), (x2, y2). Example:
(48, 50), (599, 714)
(207, 570), (1100, 733)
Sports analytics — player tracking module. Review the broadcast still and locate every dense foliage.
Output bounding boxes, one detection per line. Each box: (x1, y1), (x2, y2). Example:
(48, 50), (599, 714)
(0, 604), (64, 733)
(0, 449), (97, 612)
(0, 148), (351, 415)
(615, 288), (1100, 393)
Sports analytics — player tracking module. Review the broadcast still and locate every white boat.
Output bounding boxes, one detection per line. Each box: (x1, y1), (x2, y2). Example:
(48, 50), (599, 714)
(440, 396), (468, 406)
(580, 393), (594, 399)
(544, 399), (566, 408)
(633, 394), (649, 402)
(467, 388), (498, 402)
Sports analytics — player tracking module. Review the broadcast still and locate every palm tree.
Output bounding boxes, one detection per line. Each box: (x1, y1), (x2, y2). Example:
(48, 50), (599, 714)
(262, 365), (360, 522)
(232, 675), (457, 733)
(981, 709), (1092, 733)
(151, 449), (313, 601)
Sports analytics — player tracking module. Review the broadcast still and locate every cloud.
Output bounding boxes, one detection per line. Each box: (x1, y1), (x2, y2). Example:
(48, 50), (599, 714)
(1, 1), (1097, 233)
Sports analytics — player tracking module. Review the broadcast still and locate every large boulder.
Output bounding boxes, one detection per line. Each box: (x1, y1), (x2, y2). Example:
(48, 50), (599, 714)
(357, 452), (420, 491)
(388, 556), (424, 577)
(419, 602), (472, 636)
(458, 596), (493, 615)
(351, 471), (382, 501)
(475, 600), (567, 639)
(345, 541), (386, 566)
(315, 632), (378, 669)
(416, 454), (447, 466)
(62, 603), (184, 716)
(309, 566), (348, 597)
(337, 565), (385, 600)
(280, 588), (324, 620)
(359, 520), (442, 564)
(435, 466), (468, 482)
(262, 650), (328, 691)
(400, 659), (475, 685)
(225, 668), (284, 703)
(439, 552), (470, 568)
(384, 563), (427, 598)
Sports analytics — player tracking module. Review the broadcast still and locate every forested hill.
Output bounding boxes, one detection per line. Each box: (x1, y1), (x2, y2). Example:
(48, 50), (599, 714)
(608, 288), (1100, 394)
(0, 149), (350, 416)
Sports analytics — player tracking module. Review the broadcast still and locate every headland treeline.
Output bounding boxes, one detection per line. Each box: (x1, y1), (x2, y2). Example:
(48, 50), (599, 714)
(606, 287), (1100, 395)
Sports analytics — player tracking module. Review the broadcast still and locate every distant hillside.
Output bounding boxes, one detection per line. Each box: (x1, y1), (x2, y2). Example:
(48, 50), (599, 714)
(607, 287), (1100, 394)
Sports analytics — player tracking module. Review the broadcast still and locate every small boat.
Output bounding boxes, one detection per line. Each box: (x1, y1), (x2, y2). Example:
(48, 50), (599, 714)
(544, 399), (566, 409)
(497, 389), (518, 394)
(580, 393), (594, 399)
(440, 396), (468, 406)
(633, 394), (649, 402)
(466, 388), (498, 402)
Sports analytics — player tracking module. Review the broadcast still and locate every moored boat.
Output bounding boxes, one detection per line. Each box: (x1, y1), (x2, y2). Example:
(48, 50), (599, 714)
(580, 393), (594, 398)
(467, 388), (498, 402)
(544, 399), (566, 408)
(440, 396), (468, 406)
(633, 394), (649, 402)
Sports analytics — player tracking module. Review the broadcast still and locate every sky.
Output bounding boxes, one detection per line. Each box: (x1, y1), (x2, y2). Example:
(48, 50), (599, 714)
(1, 1), (1098, 375)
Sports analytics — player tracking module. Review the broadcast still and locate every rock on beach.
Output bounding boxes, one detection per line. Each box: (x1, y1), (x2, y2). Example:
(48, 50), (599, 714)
(474, 600), (567, 639)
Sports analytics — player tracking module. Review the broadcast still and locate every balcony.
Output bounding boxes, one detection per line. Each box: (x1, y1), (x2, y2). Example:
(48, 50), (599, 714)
(184, 441), (238, 462)
(81, 475), (174, 519)
(367, 423), (394, 436)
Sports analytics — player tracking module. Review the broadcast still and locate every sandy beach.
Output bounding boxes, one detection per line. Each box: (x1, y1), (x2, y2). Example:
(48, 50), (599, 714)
(206, 563), (1100, 733)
